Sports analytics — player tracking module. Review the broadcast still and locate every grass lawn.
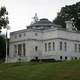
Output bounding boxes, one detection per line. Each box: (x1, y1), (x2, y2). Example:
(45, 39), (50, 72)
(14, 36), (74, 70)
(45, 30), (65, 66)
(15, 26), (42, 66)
(0, 60), (80, 80)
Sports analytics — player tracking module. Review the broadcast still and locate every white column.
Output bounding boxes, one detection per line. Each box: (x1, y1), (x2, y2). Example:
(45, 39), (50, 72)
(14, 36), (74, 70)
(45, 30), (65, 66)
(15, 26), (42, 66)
(22, 44), (23, 57)
(16, 45), (18, 57)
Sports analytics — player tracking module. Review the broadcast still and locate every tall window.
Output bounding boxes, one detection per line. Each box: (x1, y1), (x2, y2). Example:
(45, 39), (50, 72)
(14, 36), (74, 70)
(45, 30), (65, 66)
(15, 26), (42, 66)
(60, 41), (62, 51)
(48, 42), (51, 51)
(23, 43), (26, 56)
(53, 42), (55, 50)
(64, 42), (67, 51)
(74, 44), (77, 52)
(45, 43), (47, 52)
(18, 44), (22, 56)
(79, 44), (80, 53)
(35, 46), (38, 52)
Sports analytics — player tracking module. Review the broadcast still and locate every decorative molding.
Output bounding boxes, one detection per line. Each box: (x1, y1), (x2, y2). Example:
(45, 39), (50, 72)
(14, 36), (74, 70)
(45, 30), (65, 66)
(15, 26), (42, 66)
(10, 37), (80, 44)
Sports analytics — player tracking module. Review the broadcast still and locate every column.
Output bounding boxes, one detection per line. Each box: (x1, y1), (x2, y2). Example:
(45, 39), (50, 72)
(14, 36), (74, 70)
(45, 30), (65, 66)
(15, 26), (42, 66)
(22, 44), (23, 57)
(16, 45), (18, 57)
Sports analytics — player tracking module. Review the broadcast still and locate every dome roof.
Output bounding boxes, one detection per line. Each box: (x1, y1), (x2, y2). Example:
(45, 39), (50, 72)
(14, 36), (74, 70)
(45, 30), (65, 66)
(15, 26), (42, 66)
(27, 18), (62, 30)
(31, 18), (53, 26)
(37, 18), (52, 24)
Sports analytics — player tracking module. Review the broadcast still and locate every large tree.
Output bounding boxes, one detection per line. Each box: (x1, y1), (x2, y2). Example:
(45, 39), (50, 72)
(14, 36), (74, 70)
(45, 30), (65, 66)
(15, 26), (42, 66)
(0, 34), (9, 62)
(0, 35), (6, 61)
(0, 6), (9, 32)
(0, 7), (9, 62)
(53, 2), (80, 30)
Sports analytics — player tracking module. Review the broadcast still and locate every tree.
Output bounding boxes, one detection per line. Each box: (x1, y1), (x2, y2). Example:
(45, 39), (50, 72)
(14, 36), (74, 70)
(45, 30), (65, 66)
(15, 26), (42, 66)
(0, 35), (6, 61)
(53, 2), (80, 30)
(0, 6), (9, 32)
(0, 7), (9, 62)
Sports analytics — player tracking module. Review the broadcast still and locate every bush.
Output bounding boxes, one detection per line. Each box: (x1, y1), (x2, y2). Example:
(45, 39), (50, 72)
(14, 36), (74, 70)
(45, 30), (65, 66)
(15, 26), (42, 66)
(30, 59), (40, 62)
(41, 59), (56, 62)
(30, 59), (56, 62)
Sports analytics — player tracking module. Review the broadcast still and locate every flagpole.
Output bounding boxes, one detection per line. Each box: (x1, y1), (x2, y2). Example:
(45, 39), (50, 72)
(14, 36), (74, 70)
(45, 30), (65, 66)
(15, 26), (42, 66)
(5, 25), (10, 63)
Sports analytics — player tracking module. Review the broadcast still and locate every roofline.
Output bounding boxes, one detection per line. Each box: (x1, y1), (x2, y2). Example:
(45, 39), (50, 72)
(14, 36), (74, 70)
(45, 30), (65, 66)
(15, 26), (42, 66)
(10, 29), (27, 35)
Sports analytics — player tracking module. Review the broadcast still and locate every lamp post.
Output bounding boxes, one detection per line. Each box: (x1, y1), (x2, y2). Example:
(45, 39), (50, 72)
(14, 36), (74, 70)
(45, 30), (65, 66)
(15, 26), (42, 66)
(5, 25), (10, 63)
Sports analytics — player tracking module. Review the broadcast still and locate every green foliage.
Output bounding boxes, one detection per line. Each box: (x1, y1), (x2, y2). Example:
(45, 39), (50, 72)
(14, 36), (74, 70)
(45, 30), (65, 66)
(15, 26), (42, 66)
(0, 7), (9, 32)
(0, 61), (80, 80)
(0, 35), (9, 62)
(53, 2), (80, 30)
(0, 35), (6, 61)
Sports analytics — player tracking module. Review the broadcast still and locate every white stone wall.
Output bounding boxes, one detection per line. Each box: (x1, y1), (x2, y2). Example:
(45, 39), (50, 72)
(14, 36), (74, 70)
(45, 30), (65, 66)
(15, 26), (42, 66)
(57, 30), (80, 41)
(42, 38), (80, 60)
(8, 28), (80, 62)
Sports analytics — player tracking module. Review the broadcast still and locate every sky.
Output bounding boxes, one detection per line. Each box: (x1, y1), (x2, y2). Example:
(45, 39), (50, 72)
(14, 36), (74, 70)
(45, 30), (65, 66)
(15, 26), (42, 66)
(0, 0), (80, 33)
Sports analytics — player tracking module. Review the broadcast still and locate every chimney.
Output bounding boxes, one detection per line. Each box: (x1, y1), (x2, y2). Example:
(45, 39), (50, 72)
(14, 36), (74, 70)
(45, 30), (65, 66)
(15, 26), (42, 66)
(65, 21), (73, 31)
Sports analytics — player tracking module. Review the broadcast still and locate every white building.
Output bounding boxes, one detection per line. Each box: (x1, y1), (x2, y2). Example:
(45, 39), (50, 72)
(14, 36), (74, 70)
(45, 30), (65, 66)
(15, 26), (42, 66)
(7, 18), (80, 63)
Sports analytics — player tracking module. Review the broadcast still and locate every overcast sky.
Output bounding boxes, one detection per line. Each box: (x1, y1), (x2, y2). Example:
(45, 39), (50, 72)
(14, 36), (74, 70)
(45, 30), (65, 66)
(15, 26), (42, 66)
(0, 0), (80, 32)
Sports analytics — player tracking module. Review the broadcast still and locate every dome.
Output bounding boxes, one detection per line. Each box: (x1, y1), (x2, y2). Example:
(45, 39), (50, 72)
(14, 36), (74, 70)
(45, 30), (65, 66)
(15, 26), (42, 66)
(37, 18), (52, 24)
(27, 18), (61, 30)
(30, 18), (53, 26)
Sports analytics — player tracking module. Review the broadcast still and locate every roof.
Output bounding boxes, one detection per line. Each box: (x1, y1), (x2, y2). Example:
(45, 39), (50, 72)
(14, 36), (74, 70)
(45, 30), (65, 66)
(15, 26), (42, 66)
(27, 18), (62, 30)
(30, 18), (53, 26)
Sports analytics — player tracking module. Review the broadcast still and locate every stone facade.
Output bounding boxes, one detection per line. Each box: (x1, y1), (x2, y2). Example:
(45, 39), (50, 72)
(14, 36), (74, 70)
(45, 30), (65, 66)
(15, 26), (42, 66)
(7, 18), (80, 63)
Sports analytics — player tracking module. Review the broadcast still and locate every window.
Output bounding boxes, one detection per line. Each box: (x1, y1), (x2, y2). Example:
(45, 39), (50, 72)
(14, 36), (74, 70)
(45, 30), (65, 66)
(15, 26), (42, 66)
(65, 56), (67, 60)
(23, 43), (25, 56)
(53, 42), (55, 50)
(45, 43), (47, 52)
(64, 42), (67, 51)
(75, 57), (77, 60)
(48, 42), (51, 51)
(18, 44), (22, 56)
(60, 42), (62, 51)
(35, 57), (38, 60)
(35, 46), (38, 52)
(74, 44), (77, 52)
(60, 56), (62, 60)
(79, 44), (80, 53)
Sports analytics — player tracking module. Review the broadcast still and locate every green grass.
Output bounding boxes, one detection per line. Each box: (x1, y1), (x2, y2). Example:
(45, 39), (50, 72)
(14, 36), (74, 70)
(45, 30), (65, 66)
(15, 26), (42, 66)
(0, 60), (80, 80)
